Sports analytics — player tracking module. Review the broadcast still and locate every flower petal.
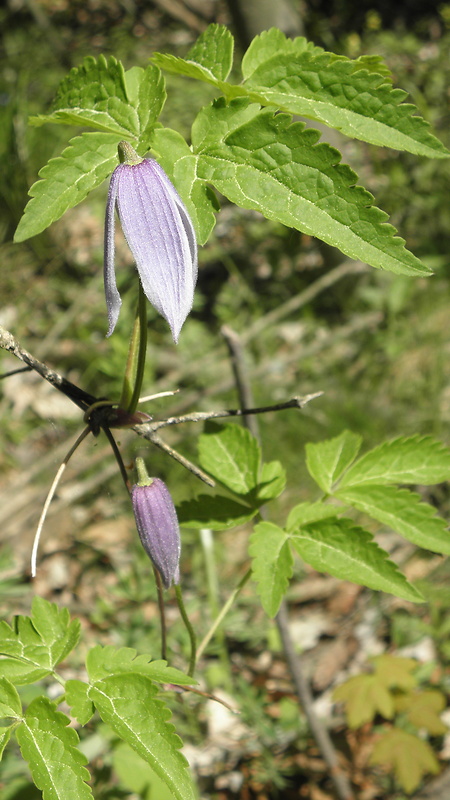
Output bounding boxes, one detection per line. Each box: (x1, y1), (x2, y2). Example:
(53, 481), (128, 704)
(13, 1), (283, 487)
(104, 166), (123, 337)
(116, 159), (197, 342)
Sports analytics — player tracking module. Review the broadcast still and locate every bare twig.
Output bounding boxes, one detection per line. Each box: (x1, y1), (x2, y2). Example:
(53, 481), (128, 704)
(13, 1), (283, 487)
(221, 324), (260, 439)
(222, 325), (354, 800)
(0, 325), (96, 412)
(133, 394), (322, 433)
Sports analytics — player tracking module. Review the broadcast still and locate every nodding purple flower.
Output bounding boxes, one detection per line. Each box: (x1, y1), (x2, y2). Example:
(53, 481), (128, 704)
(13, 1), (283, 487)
(131, 458), (181, 588)
(104, 141), (198, 343)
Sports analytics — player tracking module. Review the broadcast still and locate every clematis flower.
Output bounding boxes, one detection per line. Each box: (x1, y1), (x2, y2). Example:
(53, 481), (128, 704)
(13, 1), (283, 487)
(131, 457), (181, 588)
(104, 141), (197, 343)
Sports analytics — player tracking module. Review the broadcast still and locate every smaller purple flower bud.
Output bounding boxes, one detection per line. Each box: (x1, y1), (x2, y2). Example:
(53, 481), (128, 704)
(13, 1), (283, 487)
(131, 458), (181, 588)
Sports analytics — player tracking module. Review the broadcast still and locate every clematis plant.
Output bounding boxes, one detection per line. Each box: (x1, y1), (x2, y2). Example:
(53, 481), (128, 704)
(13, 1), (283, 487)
(104, 141), (198, 343)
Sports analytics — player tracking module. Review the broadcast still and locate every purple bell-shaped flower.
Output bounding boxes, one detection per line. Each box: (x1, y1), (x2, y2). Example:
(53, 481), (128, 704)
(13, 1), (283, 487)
(104, 141), (198, 343)
(131, 458), (181, 588)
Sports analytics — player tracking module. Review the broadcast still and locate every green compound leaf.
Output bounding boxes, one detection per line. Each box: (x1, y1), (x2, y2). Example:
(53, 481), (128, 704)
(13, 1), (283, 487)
(0, 597), (80, 685)
(14, 131), (120, 242)
(0, 677), (22, 719)
(305, 430), (362, 493)
(243, 51), (450, 158)
(30, 55), (137, 137)
(193, 99), (432, 277)
(86, 645), (195, 685)
(198, 422), (261, 495)
(286, 501), (340, 532)
(369, 728), (439, 794)
(150, 127), (218, 245)
(338, 435), (450, 488)
(290, 518), (423, 603)
(16, 698), (93, 800)
(177, 494), (257, 530)
(65, 680), (95, 726)
(335, 484), (450, 555)
(333, 673), (395, 727)
(89, 674), (196, 800)
(250, 522), (293, 617)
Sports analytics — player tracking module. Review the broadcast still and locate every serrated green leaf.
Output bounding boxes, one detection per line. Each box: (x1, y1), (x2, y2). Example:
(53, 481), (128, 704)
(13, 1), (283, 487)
(53, 54), (129, 109)
(0, 728), (11, 761)
(30, 596), (80, 665)
(177, 494), (257, 530)
(250, 522), (293, 617)
(241, 29), (324, 81)
(0, 598), (80, 685)
(16, 697), (93, 800)
(198, 422), (261, 494)
(286, 502), (340, 531)
(0, 677), (22, 719)
(369, 728), (439, 793)
(335, 484), (450, 555)
(185, 23), (234, 82)
(290, 518), (424, 602)
(256, 460), (286, 501)
(89, 674), (195, 800)
(333, 673), (394, 727)
(114, 742), (177, 799)
(244, 51), (450, 157)
(305, 430), (362, 492)
(14, 131), (120, 242)
(193, 99), (431, 277)
(30, 55), (138, 137)
(86, 645), (195, 685)
(150, 127), (218, 244)
(65, 680), (95, 726)
(125, 63), (166, 149)
(151, 52), (221, 87)
(395, 689), (447, 735)
(338, 435), (450, 488)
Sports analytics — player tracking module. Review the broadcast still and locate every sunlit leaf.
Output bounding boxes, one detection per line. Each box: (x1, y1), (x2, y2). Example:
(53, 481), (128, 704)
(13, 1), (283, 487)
(16, 698), (93, 800)
(291, 518), (423, 602)
(336, 484), (450, 554)
(193, 99), (432, 277)
(198, 422), (261, 494)
(250, 522), (293, 617)
(86, 645), (195, 685)
(14, 132), (120, 242)
(89, 674), (196, 800)
(305, 430), (362, 492)
(339, 435), (450, 487)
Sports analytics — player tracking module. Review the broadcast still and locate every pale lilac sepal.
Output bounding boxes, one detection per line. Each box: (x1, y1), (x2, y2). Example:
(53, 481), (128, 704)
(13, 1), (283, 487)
(104, 158), (198, 342)
(131, 479), (181, 588)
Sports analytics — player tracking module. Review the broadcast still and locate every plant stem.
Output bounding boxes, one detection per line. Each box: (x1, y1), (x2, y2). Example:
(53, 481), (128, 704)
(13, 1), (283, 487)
(175, 585), (197, 677)
(196, 568), (252, 664)
(200, 528), (232, 687)
(119, 284), (148, 413)
(154, 568), (167, 661)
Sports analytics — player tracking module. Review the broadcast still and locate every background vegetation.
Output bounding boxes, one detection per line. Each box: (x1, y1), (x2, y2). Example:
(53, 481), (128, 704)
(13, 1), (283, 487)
(1, 1), (450, 797)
